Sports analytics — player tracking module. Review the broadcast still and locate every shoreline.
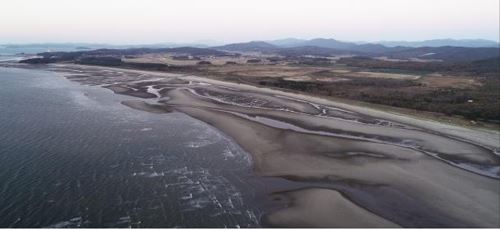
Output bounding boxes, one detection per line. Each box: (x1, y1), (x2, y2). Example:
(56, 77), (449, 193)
(50, 63), (500, 149)
(2, 63), (500, 227)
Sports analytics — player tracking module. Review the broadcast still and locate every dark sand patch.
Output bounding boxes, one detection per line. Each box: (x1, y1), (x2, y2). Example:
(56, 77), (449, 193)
(266, 188), (400, 228)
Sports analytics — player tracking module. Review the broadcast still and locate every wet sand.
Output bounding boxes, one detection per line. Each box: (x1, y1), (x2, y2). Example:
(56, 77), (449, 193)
(266, 188), (400, 228)
(20, 64), (500, 227)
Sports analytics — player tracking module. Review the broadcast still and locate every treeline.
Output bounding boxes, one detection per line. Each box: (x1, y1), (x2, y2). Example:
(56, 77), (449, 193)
(358, 88), (499, 122)
(76, 57), (123, 66)
(258, 77), (500, 122)
(259, 77), (419, 92)
(19, 46), (235, 65)
(338, 57), (500, 75)
(36, 47), (230, 58)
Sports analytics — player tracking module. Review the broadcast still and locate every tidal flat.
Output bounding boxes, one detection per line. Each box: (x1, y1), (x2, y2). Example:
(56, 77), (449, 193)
(3, 63), (500, 227)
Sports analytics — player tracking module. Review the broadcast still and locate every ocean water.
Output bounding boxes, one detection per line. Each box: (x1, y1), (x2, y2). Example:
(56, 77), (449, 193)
(0, 46), (83, 62)
(0, 46), (78, 56)
(0, 67), (274, 227)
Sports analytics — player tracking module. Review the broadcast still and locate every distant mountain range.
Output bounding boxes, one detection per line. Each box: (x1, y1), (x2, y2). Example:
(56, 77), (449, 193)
(4, 37), (499, 62)
(265, 38), (499, 48)
(212, 41), (279, 52)
(3, 38), (497, 51)
(213, 39), (499, 62)
(375, 39), (499, 48)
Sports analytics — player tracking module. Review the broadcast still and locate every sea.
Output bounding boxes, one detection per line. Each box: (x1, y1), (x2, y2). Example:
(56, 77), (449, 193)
(0, 61), (280, 227)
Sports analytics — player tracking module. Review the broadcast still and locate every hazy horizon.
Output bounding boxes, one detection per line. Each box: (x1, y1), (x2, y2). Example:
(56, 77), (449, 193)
(1, 0), (499, 44)
(0, 37), (499, 46)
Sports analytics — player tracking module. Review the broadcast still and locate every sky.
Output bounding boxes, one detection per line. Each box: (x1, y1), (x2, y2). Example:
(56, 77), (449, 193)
(0, 0), (498, 44)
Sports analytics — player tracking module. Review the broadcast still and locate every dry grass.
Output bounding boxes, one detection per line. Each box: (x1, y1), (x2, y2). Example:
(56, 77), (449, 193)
(418, 75), (482, 89)
(346, 71), (421, 80)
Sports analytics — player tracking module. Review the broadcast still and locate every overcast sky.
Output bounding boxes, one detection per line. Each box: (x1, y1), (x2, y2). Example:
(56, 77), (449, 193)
(0, 0), (498, 44)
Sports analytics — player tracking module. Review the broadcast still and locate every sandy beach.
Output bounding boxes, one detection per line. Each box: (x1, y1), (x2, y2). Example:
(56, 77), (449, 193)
(24, 63), (500, 227)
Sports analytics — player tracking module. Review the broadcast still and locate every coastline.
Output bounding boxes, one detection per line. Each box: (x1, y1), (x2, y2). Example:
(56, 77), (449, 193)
(51, 63), (500, 148)
(3, 63), (500, 227)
